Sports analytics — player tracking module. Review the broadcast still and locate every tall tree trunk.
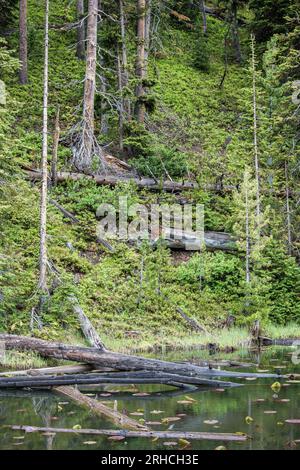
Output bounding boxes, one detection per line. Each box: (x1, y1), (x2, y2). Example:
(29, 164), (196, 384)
(144, 0), (152, 70)
(19, 0), (28, 84)
(199, 0), (207, 34)
(285, 161), (292, 256)
(251, 34), (261, 232)
(51, 107), (60, 187)
(81, 0), (98, 169)
(39, 0), (49, 294)
(135, 0), (146, 124)
(119, 0), (130, 116)
(117, 46), (124, 151)
(76, 0), (86, 60)
(231, 0), (241, 63)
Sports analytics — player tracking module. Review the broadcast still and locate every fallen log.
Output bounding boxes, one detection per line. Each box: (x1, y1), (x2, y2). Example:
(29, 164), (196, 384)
(11, 425), (249, 442)
(50, 199), (79, 223)
(0, 364), (92, 378)
(24, 169), (234, 193)
(0, 334), (282, 380)
(259, 337), (300, 347)
(54, 386), (148, 431)
(0, 371), (240, 389)
(24, 169), (298, 198)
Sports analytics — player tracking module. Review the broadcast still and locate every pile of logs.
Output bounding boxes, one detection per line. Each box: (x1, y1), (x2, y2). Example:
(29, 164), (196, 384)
(0, 306), (284, 442)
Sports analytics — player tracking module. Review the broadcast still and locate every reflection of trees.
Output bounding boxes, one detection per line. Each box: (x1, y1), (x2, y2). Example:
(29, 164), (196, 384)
(32, 396), (56, 450)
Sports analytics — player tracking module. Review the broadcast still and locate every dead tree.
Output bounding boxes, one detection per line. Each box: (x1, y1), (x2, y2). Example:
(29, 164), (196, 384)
(51, 107), (60, 187)
(38, 0), (49, 297)
(199, 0), (207, 34)
(251, 34), (261, 231)
(135, 0), (146, 124)
(76, 0), (86, 60)
(19, 0), (28, 84)
(72, 0), (105, 172)
(119, 0), (130, 116)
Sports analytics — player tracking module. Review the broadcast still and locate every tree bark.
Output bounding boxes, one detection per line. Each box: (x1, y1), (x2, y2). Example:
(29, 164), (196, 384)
(38, 0), (49, 294)
(285, 161), (292, 256)
(76, 0), (86, 60)
(69, 296), (107, 350)
(51, 107), (60, 187)
(19, 0), (28, 84)
(251, 34), (261, 231)
(144, 0), (152, 69)
(80, 0), (98, 169)
(11, 425), (249, 442)
(231, 1), (241, 63)
(135, 0), (146, 123)
(199, 0), (207, 34)
(119, 0), (130, 116)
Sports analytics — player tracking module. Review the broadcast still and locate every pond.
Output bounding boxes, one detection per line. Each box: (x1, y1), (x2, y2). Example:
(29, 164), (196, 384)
(0, 346), (299, 450)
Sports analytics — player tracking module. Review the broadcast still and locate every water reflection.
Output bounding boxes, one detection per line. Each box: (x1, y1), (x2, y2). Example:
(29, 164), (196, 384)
(0, 347), (299, 450)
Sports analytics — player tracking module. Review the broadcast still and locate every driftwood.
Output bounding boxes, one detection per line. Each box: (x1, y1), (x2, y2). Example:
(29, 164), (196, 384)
(11, 425), (249, 442)
(0, 371), (240, 389)
(69, 296), (106, 350)
(0, 334), (282, 380)
(54, 385), (148, 431)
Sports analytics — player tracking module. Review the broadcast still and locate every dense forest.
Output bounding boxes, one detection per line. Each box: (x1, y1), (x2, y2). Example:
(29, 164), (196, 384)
(0, 0), (300, 351)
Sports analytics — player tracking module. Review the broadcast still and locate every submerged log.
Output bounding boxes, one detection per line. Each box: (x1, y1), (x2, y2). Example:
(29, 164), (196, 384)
(11, 425), (249, 442)
(54, 385), (148, 431)
(0, 371), (240, 389)
(0, 334), (282, 380)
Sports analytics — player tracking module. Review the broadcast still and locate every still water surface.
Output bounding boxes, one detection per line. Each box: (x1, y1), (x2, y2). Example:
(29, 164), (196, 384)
(0, 346), (299, 450)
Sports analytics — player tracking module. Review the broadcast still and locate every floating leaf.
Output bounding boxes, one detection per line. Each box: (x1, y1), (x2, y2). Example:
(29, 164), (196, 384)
(83, 441), (97, 445)
(133, 393), (150, 397)
(108, 435), (125, 441)
(72, 424), (82, 430)
(215, 446), (227, 451)
(245, 416), (254, 424)
(163, 441), (177, 446)
(264, 410), (277, 414)
(130, 412), (144, 416)
(146, 421), (162, 426)
(177, 400), (193, 405)
(204, 420), (219, 425)
(179, 438), (191, 447)
(150, 410), (164, 415)
(162, 417), (181, 424)
(100, 393), (112, 397)
(184, 395), (197, 402)
(271, 382), (281, 393)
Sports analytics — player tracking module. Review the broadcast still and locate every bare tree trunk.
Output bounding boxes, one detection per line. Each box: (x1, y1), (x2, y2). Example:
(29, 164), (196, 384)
(117, 46), (124, 151)
(119, 0), (130, 117)
(39, 0), (49, 294)
(19, 0), (28, 84)
(285, 161), (292, 256)
(199, 0), (207, 34)
(135, 0), (146, 124)
(81, 0), (98, 169)
(144, 0), (152, 70)
(251, 34), (261, 232)
(245, 179), (250, 284)
(76, 0), (86, 60)
(231, 0), (241, 63)
(51, 107), (60, 187)
(99, 54), (109, 136)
